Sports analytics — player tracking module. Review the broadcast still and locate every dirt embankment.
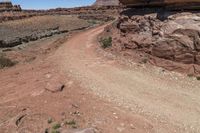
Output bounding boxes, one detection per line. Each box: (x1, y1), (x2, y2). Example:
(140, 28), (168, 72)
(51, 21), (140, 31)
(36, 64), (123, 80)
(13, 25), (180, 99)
(0, 14), (102, 69)
(0, 15), (91, 48)
(104, 9), (200, 76)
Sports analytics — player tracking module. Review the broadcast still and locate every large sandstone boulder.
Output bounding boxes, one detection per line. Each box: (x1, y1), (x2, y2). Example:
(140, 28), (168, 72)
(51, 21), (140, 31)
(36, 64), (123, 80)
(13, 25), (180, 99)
(111, 10), (200, 75)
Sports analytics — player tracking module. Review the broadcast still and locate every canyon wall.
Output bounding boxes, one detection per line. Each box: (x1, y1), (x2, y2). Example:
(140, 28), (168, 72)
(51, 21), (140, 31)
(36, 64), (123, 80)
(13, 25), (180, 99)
(0, 1), (21, 12)
(94, 0), (119, 6)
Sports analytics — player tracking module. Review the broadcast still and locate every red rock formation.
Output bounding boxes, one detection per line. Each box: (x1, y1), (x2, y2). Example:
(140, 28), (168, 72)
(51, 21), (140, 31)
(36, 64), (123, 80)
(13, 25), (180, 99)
(105, 9), (200, 75)
(94, 0), (119, 6)
(0, 1), (21, 12)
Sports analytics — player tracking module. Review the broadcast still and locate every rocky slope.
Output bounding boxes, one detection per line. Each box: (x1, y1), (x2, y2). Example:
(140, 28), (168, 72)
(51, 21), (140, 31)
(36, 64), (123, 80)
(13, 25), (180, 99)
(104, 9), (200, 75)
(0, 1), (21, 12)
(0, 15), (90, 48)
(94, 0), (119, 6)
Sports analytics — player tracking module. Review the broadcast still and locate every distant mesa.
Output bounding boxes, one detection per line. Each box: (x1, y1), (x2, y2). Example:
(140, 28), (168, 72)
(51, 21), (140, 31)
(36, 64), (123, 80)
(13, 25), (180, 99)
(94, 0), (119, 6)
(0, 0), (21, 12)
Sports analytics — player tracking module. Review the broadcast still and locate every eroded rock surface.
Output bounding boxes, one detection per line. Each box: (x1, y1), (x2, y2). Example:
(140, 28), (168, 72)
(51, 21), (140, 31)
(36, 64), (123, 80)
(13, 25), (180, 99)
(109, 9), (200, 75)
(94, 0), (119, 6)
(0, 1), (21, 12)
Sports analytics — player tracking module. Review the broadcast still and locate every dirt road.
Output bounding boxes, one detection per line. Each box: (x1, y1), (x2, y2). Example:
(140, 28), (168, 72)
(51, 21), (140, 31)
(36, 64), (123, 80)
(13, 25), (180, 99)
(1, 24), (200, 133)
(0, 28), (155, 133)
(54, 24), (200, 133)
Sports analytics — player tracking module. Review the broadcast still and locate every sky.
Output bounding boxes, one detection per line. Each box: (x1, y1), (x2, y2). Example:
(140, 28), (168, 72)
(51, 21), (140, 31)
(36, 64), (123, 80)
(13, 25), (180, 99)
(11, 0), (96, 9)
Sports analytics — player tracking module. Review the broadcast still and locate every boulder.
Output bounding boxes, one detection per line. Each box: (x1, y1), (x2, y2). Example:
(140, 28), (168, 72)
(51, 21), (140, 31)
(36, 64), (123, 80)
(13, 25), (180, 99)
(110, 10), (200, 75)
(196, 54), (200, 65)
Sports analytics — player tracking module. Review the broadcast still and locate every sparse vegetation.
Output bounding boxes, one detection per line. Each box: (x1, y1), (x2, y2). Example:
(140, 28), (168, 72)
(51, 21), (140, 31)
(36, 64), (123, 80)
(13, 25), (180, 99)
(65, 119), (78, 128)
(25, 56), (36, 63)
(100, 36), (112, 48)
(196, 76), (200, 80)
(45, 128), (48, 133)
(141, 58), (148, 64)
(187, 74), (194, 78)
(48, 118), (53, 124)
(51, 130), (60, 133)
(52, 123), (61, 130)
(65, 119), (76, 125)
(0, 55), (16, 69)
(72, 125), (78, 129)
(87, 20), (99, 25)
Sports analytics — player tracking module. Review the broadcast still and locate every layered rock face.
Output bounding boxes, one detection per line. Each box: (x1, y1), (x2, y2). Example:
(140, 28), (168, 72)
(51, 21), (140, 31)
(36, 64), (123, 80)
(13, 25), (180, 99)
(109, 10), (200, 75)
(119, 0), (200, 6)
(0, 6), (118, 23)
(94, 0), (119, 6)
(0, 1), (21, 12)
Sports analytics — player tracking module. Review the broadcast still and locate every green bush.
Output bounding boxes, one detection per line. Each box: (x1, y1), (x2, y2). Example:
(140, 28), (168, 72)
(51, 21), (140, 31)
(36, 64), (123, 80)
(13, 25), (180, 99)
(0, 55), (16, 69)
(65, 119), (76, 125)
(52, 123), (61, 130)
(48, 118), (53, 124)
(87, 20), (98, 25)
(51, 130), (60, 133)
(100, 37), (112, 48)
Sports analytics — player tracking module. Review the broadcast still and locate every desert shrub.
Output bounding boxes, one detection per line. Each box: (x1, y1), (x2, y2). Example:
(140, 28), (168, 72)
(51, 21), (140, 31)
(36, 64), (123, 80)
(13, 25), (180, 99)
(47, 117), (53, 124)
(52, 123), (61, 130)
(65, 119), (78, 128)
(72, 125), (77, 129)
(100, 36), (112, 48)
(141, 58), (148, 64)
(196, 76), (200, 81)
(51, 130), (60, 133)
(87, 20), (98, 25)
(187, 74), (194, 78)
(0, 55), (16, 68)
(65, 119), (76, 125)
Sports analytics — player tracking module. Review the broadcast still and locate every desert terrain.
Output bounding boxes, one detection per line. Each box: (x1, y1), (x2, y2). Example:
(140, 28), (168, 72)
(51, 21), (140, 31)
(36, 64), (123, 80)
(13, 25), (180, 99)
(0, 0), (200, 133)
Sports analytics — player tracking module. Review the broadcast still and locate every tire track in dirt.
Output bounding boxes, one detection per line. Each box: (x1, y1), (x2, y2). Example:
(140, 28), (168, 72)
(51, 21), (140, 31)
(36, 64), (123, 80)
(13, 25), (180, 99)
(55, 24), (200, 133)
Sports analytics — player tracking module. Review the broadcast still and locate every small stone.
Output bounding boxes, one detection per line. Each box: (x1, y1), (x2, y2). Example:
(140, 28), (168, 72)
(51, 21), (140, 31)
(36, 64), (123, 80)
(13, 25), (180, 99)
(45, 73), (52, 79)
(114, 116), (118, 119)
(116, 127), (125, 132)
(45, 82), (65, 93)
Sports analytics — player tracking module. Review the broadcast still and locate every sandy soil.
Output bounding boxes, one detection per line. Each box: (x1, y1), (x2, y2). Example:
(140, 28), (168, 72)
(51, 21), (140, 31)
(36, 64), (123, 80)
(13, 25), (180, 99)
(0, 26), (153, 133)
(55, 24), (200, 133)
(0, 23), (200, 133)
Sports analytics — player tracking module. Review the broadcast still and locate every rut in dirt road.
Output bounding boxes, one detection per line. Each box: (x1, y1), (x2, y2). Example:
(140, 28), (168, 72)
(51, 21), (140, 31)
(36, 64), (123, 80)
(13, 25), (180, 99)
(53, 24), (200, 133)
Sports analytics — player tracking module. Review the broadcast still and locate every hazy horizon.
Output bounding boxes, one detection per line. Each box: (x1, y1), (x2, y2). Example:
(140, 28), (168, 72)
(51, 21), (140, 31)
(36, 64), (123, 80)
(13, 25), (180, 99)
(10, 0), (96, 10)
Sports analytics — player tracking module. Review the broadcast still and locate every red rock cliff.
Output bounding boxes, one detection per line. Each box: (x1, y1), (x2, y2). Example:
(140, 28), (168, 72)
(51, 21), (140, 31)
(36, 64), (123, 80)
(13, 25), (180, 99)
(94, 0), (119, 6)
(0, 1), (21, 12)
